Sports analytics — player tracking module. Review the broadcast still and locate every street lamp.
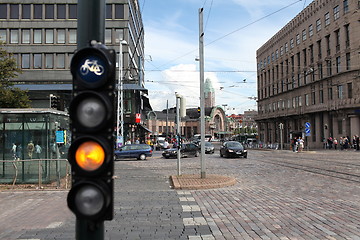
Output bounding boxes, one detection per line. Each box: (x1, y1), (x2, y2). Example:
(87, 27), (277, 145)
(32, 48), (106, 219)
(116, 39), (127, 148)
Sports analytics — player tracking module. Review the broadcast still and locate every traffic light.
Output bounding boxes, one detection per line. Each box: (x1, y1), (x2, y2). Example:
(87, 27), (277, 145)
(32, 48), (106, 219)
(198, 107), (201, 113)
(67, 41), (116, 222)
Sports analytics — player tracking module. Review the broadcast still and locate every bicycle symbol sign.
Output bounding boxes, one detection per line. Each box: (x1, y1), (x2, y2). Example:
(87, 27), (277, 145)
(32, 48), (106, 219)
(80, 59), (105, 76)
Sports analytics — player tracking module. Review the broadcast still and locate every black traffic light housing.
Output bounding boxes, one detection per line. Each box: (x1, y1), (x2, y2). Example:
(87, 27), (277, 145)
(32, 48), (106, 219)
(67, 41), (116, 222)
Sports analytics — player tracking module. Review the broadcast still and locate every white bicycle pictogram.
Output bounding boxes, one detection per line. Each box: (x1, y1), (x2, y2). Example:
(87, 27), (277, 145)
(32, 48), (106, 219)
(80, 59), (105, 76)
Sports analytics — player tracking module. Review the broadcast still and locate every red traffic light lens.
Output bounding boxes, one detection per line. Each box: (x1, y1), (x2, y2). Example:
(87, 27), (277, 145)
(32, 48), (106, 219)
(75, 141), (105, 171)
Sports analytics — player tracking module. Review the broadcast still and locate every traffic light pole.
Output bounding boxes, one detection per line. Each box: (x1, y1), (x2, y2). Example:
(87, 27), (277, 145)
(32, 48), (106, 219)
(199, 8), (206, 179)
(75, 1), (106, 239)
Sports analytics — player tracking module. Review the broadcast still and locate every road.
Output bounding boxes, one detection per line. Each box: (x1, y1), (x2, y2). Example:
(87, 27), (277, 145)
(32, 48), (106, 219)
(0, 147), (359, 239)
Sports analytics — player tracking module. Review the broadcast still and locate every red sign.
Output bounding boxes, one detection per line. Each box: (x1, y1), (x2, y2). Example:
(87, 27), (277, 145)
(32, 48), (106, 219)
(135, 113), (141, 123)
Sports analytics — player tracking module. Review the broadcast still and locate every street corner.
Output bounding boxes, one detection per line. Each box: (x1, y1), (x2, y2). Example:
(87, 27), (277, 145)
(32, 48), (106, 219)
(170, 174), (236, 190)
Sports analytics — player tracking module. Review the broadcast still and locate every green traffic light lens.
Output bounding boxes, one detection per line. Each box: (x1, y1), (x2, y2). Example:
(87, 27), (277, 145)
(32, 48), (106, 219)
(77, 97), (106, 128)
(74, 184), (105, 216)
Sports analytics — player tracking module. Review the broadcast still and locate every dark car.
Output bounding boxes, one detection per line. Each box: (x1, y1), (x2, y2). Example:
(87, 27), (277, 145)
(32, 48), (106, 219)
(162, 143), (199, 159)
(115, 144), (152, 160)
(197, 141), (215, 154)
(220, 141), (247, 158)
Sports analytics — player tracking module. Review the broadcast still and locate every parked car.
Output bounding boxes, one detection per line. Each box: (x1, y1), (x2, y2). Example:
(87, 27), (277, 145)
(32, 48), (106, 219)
(220, 141), (247, 158)
(162, 143), (199, 159)
(115, 144), (152, 160)
(196, 141), (215, 154)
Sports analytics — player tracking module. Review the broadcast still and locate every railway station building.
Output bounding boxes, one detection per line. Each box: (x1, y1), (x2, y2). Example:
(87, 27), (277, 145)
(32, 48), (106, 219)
(256, 0), (360, 149)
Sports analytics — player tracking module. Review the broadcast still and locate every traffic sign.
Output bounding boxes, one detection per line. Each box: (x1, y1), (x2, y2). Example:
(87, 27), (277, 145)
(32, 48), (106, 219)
(305, 122), (311, 128)
(305, 128), (311, 134)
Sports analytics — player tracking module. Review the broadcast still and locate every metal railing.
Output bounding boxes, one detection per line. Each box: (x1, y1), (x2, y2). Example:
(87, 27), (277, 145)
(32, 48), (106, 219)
(0, 158), (71, 189)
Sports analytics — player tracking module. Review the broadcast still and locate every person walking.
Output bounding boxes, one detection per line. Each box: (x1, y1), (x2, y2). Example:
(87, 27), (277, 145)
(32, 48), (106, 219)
(298, 137), (304, 152)
(27, 141), (34, 159)
(333, 138), (338, 150)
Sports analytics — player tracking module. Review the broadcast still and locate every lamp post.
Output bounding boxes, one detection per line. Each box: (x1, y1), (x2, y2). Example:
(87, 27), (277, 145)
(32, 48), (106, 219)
(116, 40), (127, 147)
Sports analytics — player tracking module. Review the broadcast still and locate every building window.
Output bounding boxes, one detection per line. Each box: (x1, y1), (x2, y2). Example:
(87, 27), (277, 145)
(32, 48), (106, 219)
(10, 4), (19, 19)
(325, 12), (330, 26)
(346, 52), (350, 70)
(57, 4), (66, 19)
(0, 29), (6, 42)
(336, 56), (341, 73)
(333, 5), (340, 20)
(0, 4), (7, 19)
(34, 29), (42, 44)
(328, 87), (333, 100)
(344, 24), (350, 48)
(316, 19), (321, 32)
(105, 29), (112, 44)
(56, 54), (65, 69)
(45, 29), (54, 44)
(318, 63), (323, 79)
(10, 29), (18, 44)
(22, 29), (30, 44)
(335, 30), (340, 52)
(327, 60), (332, 76)
(34, 54), (42, 69)
(325, 35), (330, 56)
(280, 46), (284, 56)
(21, 54), (30, 69)
(337, 85), (343, 99)
(115, 29), (124, 41)
(45, 4), (54, 19)
(302, 29), (306, 41)
(22, 4), (31, 19)
(347, 82), (352, 98)
(311, 92), (316, 105)
(309, 24), (313, 37)
(305, 94), (309, 106)
(69, 29), (77, 44)
(343, 0), (349, 13)
(57, 29), (65, 44)
(69, 4), (77, 19)
(106, 4), (112, 19)
(290, 38), (294, 49)
(115, 4), (124, 19)
(296, 34), (300, 45)
(34, 4), (42, 19)
(45, 54), (53, 69)
(319, 90), (324, 103)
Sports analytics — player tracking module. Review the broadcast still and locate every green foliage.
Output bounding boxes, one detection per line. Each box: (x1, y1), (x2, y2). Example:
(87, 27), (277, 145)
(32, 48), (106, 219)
(0, 42), (31, 108)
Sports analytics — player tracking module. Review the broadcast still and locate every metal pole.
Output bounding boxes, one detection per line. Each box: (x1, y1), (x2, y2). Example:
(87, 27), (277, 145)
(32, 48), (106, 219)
(76, 0), (105, 239)
(199, 8), (206, 179)
(117, 40), (126, 147)
(176, 93), (181, 176)
(77, 0), (105, 49)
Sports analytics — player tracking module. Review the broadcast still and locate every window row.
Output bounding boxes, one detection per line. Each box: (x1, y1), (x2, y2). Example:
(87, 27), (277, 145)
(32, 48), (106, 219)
(258, 1), (349, 69)
(0, 28), (124, 45)
(260, 83), (353, 113)
(0, 3), (124, 20)
(13, 52), (125, 70)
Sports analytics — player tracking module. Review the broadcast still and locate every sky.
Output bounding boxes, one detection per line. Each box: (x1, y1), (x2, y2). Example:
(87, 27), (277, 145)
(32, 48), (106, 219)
(140, 0), (310, 114)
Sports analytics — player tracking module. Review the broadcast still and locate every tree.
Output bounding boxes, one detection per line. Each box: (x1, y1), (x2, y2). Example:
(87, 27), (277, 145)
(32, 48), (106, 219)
(0, 42), (30, 108)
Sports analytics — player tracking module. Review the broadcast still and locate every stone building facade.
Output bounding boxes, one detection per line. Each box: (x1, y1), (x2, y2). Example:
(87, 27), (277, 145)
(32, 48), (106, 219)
(256, 0), (360, 149)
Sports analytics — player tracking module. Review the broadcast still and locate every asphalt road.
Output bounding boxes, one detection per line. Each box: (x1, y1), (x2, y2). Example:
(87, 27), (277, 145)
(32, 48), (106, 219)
(1, 147), (359, 239)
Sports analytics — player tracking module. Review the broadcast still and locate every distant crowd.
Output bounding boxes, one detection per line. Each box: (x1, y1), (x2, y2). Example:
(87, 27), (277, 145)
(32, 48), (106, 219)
(324, 135), (360, 151)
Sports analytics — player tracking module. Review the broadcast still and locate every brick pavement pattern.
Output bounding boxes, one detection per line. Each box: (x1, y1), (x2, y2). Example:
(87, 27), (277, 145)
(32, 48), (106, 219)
(0, 149), (359, 239)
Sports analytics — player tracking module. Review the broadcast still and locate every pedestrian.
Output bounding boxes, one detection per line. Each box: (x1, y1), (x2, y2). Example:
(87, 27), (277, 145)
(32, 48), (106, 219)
(11, 143), (17, 159)
(35, 143), (42, 159)
(356, 135), (360, 151)
(292, 137), (297, 152)
(27, 141), (34, 159)
(333, 138), (338, 150)
(298, 137), (304, 152)
(327, 137), (333, 149)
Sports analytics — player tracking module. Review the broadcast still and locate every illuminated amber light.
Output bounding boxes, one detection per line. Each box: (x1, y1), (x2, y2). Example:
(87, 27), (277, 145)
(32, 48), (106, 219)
(75, 141), (105, 171)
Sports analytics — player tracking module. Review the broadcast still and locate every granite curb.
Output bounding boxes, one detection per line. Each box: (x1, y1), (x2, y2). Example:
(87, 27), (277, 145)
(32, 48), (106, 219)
(170, 174), (236, 190)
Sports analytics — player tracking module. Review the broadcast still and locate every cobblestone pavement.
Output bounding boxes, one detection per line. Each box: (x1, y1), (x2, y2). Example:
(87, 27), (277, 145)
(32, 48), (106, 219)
(0, 149), (359, 239)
